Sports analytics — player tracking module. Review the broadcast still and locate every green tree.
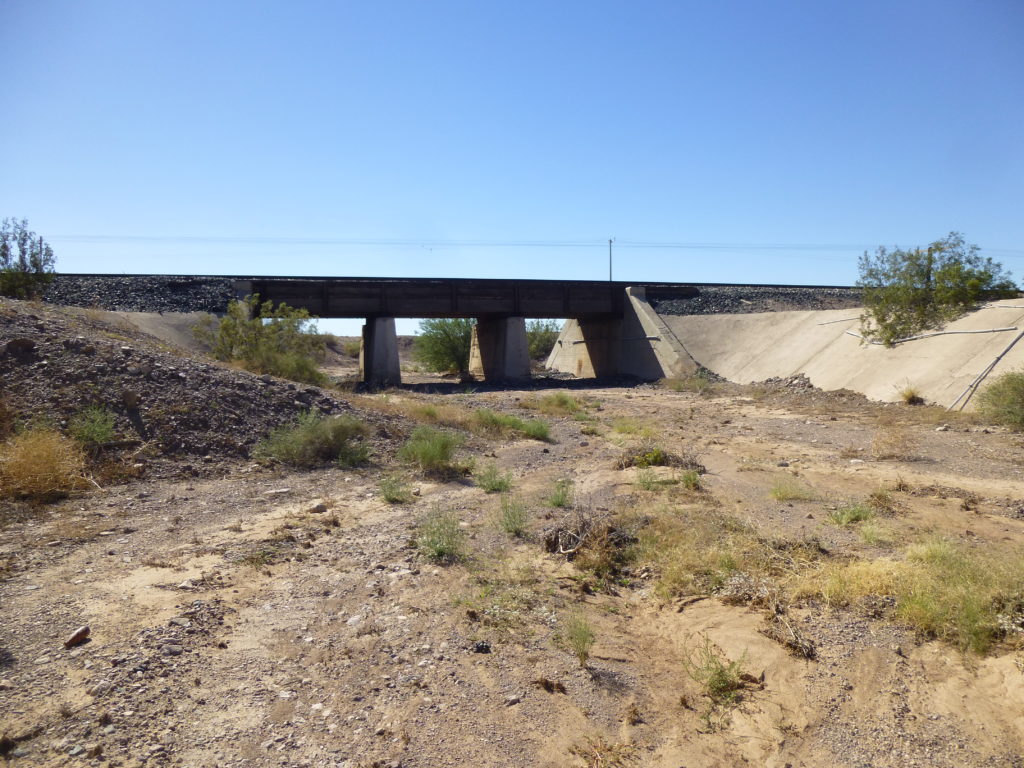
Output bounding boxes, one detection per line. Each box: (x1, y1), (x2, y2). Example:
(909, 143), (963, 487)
(413, 318), (475, 374)
(193, 295), (327, 385)
(526, 319), (561, 360)
(857, 232), (1017, 346)
(0, 218), (56, 298)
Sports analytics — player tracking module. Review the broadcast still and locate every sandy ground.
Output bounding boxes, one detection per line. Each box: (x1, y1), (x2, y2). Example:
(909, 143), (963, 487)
(3, 366), (1024, 767)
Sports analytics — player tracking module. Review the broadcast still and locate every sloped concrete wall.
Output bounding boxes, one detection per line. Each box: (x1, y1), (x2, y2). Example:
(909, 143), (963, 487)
(660, 300), (1024, 408)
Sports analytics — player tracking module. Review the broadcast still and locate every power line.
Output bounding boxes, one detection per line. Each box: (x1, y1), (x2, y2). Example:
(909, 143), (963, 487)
(45, 233), (1024, 257)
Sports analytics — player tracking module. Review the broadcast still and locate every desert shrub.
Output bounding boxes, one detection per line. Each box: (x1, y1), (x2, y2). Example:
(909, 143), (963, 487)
(563, 613), (596, 667)
(796, 536), (1024, 654)
(526, 319), (561, 359)
(520, 391), (580, 416)
(0, 217), (56, 298)
(476, 462), (512, 493)
(684, 634), (747, 706)
(494, 494), (528, 537)
(662, 369), (717, 396)
(379, 475), (414, 504)
(0, 427), (85, 500)
(680, 469), (703, 491)
(635, 468), (658, 491)
(68, 405), (117, 445)
(398, 426), (464, 475)
(768, 477), (817, 502)
(470, 409), (550, 441)
(548, 478), (574, 508)
(977, 370), (1024, 430)
(415, 508), (465, 563)
(413, 318), (475, 374)
(342, 339), (362, 358)
(896, 383), (925, 405)
(253, 411), (369, 468)
(857, 232), (1017, 347)
(829, 503), (875, 526)
(193, 295), (327, 385)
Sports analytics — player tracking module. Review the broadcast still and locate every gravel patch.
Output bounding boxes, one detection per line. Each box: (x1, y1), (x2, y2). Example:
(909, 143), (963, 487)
(44, 275), (240, 313)
(648, 284), (862, 315)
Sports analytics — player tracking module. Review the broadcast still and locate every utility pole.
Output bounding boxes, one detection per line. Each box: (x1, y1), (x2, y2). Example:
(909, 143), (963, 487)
(608, 238), (614, 281)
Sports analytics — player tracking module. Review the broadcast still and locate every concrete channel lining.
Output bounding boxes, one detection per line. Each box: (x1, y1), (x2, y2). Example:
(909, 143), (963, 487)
(657, 299), (1024, 408)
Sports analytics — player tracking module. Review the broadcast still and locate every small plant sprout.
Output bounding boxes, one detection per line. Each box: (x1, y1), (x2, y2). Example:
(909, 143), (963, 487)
(548, 478), (574, 508)
(475, 462), (513, 493)
(564, 613), (596, 667)
(494, 494), (529, 537)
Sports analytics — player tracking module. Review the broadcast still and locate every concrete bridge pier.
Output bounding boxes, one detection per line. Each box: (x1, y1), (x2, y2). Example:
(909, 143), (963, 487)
(545, 287), (699, 379)
(468, 317), (531, 381)
(359, 317), (401, 387)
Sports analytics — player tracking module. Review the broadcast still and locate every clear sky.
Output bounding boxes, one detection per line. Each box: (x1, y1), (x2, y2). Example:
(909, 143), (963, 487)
(2, 1), (1022, 334)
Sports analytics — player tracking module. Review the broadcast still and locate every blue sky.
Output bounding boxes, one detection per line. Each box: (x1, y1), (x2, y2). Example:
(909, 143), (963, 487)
(2, 1), (1022, 333)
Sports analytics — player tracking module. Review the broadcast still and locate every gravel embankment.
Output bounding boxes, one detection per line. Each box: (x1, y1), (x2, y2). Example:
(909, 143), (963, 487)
(44, 275), (239, 313)
(648, 285), (862, 315)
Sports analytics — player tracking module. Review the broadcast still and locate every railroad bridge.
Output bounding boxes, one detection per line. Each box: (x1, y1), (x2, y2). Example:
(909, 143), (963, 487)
(235, 276), (700, 385)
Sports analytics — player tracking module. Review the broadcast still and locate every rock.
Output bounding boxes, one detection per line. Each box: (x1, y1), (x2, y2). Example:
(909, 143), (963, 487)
(936, 424), (950, 432)
(0, 679), (13, 691)
(161, 644), (183, 656)
(86, 744), (103, 758)
(5, 338), (36, 357)
(504, 695), (521, 706)
(264, 488), (291, 496)
(68, 745), (85, 757)
(776, 460), (790, 467)
(472, 640), (491, 654)
(64, 625), (91, 649)
(310, 503), (328, 514)
(169, 617), (191, 628)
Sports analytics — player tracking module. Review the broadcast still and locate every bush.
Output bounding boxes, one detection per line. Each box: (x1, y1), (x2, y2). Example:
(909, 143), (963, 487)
(415, 508), (465, 563)
(0, 427), (85, 499)
(548, 478), (573, 508)
(379, 475), (414, 504)
(563, 613), (596, 667)
(69, 406), (117, 445)
(977, 370), (1024, 430)
(470, 409), (550, 441)
(253, 411), (369, 468)
(413, 318), (475, 374)
(829, 503), (875, 526)
(526, 319), (561, 360)
(193, 295), (327, 385)
(494, 494), (529, 537)
(476, 462), (512, 493)
(858, 232), (1017, 346)
(520, 391), (580, 416)
(398, 426), (464, 475)
(683, 634), (747, 706)
(0, 218), (56, 298)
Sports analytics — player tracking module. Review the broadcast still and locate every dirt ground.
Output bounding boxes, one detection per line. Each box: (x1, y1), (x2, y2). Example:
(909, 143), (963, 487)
(3, 315), (1024, 767)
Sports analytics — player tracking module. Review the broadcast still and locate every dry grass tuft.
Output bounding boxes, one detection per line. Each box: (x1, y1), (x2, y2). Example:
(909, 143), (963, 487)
(0, 428), (86, 500)
(794, 537), (1024, 654)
